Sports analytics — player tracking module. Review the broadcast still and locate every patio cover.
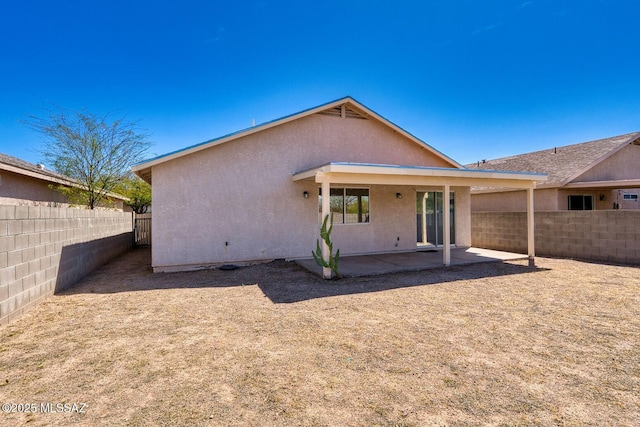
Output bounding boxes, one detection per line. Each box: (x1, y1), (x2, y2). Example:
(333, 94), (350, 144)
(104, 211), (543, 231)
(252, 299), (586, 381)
(293, 162), (547, 278)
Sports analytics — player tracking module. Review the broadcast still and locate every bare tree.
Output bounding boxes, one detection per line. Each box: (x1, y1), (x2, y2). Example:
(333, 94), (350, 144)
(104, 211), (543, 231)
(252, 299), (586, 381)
(25, 107), (151, 209)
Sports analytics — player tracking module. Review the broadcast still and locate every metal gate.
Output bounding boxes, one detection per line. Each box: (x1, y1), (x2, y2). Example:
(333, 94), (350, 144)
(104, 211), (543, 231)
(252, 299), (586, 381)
(134, 213), (152, 246)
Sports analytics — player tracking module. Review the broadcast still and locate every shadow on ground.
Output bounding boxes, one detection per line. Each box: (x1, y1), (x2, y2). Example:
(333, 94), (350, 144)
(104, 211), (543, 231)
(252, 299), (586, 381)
(62, 247), (549, 303)
(259, 260), (549, 303)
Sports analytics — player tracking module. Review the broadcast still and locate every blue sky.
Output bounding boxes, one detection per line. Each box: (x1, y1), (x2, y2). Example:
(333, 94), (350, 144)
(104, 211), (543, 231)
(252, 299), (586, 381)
(1, 0), (639, 167)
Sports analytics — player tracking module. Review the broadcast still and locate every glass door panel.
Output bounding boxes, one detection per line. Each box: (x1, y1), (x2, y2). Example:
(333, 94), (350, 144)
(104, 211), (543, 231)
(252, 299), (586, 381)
(416, 191), (455, 246)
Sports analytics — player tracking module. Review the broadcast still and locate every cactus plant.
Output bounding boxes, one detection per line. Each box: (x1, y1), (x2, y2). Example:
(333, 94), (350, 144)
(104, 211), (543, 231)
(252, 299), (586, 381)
(312, 214), (340, 278)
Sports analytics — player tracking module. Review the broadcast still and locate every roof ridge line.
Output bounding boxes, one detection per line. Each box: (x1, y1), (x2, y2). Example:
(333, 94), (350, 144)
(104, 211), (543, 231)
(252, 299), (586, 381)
(465, 131), (640, 166)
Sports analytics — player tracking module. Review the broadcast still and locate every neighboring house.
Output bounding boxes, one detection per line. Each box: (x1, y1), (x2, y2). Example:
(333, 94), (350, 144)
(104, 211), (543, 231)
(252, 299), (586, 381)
(133, 97), (544, 276)
(0, 152), (130, 211)
(466, 132), (640, 211)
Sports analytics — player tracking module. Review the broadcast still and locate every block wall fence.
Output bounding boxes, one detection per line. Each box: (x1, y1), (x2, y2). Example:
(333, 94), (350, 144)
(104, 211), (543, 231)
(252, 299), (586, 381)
(0, 205), (133, 326)
(472, 211), (640, 265)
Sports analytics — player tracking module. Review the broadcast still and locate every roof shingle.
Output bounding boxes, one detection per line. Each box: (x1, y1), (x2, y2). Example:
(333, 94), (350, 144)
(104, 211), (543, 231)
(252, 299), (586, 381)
(0, 152), (76, 184)
(465, 132), (640, 186)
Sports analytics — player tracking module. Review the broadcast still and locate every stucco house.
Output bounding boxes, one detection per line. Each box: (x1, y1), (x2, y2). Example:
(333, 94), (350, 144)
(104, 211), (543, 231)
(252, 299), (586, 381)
(0, 152), (130, 211)
(133, 97), (545, 277)
(0, 153), (77, 206)
(467, 132), (640, 211)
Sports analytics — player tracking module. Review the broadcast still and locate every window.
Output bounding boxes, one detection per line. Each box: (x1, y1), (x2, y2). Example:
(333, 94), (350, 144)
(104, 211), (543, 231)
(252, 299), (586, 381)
(623, 193), (638, 201)
(568, 195), (594, 210)
(319, 188), (369, 224)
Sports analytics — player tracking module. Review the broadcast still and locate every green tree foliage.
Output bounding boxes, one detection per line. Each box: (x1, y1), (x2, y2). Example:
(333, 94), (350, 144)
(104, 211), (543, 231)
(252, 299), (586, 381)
(25, 107), (151, 209)
(116, 175), (152, 214)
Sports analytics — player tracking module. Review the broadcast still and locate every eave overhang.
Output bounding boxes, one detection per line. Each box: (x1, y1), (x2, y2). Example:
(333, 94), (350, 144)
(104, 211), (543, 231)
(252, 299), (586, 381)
(562, 179), (640, 189)
(293, 162), (547, 189)
(0, 163), (77, 187)
(0, 163), (129, 201)
(472, 178), (640, 194)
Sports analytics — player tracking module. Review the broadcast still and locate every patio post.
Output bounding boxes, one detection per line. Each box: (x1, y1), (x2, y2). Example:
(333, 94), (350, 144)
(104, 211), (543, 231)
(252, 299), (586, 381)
(443, 183), (451, 266)
(421, 193), (427, 244)
(321, 180), (332, 278)
(527, 186), (535, 265)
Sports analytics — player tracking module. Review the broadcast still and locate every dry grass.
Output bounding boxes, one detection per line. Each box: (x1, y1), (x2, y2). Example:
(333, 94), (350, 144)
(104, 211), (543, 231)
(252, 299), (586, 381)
(1, 248), (639, 426)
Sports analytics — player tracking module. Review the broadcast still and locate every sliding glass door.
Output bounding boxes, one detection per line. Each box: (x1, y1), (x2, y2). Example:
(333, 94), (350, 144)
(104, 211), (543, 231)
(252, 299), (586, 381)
(416, 191), (455, 246)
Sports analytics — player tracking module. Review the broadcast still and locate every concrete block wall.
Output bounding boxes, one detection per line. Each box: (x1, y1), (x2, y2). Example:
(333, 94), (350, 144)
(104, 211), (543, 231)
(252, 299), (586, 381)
(471, 212), (529, 253)
(0, 206), (133, 326)
(472, 211), (640, 265)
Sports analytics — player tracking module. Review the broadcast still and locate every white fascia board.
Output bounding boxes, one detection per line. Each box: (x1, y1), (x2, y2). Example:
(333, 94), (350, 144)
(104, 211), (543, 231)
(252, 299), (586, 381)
(472, 182), (556, 194)
(133, 96), (463, 172)
(323, 163), (545, 181)
(347, 104), (463, 168)
(317, 173), (538, 189)
(132, 98), (354, 172)
(562, 179), (640, 189)
(0, 163), (76, 186)
(0, 163), (128, 200)
(291, 168), (322, 181)
(293, 163), (546, 189)
(471, 187), (528, 194)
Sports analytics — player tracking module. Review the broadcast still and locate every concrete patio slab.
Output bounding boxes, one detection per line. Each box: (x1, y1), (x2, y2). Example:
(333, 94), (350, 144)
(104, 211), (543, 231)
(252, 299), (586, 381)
(295, 247), (529, 277)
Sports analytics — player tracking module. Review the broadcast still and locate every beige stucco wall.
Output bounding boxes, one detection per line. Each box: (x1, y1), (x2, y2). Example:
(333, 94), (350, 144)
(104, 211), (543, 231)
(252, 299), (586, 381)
(151, 113), (466, 271)
(470, 188), (558, 212)
(453, 186), (471, 246)
(0, 171), (68, 206)
(556, 189), (640, 210)
(573, 143), (640, 182)
(473, 187), (640, 211)
(329, 186), (471, 255)
(613, 189), (640, 209)
(0, 170), (129, 211)
(329, 185), (414, 256)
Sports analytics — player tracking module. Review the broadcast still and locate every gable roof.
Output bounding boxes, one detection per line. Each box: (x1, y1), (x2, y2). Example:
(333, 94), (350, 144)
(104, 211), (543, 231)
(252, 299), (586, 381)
(0, 152), (77, 186)
(465, 132), (640, 188)
(132, 97), (463, 184)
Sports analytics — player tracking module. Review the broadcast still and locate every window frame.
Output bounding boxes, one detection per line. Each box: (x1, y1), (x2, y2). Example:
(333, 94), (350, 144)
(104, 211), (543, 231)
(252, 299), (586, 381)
(568, 194), (594, 210)
(319, 187), (370, 225)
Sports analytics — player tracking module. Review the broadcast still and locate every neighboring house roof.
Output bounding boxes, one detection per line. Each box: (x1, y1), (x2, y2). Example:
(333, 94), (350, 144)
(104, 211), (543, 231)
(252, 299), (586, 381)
(465, 132), (640, 189)
(0, 152), (77, 186)
(132, 96), (464, 184)
(0, 152), (129, 202)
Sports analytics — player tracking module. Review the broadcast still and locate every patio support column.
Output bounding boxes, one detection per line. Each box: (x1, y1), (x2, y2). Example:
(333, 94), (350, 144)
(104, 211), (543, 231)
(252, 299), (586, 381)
(443, 183), (451, 266)
(527, 186), (535, 265)
(321, 180), (332, 279)
(421, 193), (427, 244)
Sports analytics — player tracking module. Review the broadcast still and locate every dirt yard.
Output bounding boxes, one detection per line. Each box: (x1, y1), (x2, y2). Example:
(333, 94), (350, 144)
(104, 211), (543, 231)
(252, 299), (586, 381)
(1, 248), (638, 426)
